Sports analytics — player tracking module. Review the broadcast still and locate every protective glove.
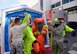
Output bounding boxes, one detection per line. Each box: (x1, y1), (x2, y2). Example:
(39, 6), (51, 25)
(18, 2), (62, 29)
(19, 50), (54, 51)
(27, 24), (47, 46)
(32, 40), (40, 53)
(33, 40), (38, 43)
(72, 30), (77, 37)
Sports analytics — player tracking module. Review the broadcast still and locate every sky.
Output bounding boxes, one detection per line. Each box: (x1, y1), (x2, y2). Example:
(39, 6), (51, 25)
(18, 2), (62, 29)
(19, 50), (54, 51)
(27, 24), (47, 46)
(0, 0), (38, 18)
(0, 0), (38, 9)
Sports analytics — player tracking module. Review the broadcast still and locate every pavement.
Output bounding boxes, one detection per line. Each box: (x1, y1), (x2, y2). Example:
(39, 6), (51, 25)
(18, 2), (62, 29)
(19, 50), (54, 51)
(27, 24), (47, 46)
(64, 30), (77, 54)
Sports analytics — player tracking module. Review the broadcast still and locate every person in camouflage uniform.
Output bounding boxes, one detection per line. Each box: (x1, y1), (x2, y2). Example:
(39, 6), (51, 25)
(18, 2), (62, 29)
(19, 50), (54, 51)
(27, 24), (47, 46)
(49, 18), (74, 54)
(10, 17), (30, 54)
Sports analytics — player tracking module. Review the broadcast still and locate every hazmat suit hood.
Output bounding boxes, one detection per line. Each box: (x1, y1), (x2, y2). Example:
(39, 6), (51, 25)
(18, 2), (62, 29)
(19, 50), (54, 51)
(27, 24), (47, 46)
(34, 18), (44, 32)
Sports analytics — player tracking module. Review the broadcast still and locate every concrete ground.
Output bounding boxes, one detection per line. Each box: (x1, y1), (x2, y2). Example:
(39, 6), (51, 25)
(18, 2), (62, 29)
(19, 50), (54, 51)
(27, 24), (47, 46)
(64, 30), (77, 54)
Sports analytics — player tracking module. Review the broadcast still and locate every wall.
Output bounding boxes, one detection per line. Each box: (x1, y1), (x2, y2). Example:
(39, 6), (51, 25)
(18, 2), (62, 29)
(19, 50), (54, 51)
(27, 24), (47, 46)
(63, 1), (77, 9)
(0, 11), (1, 18)
(32, 1), (41, 11)
(0, 26), (1, 46)
(51, 0), (77, 22)
(68, 14), (77, 22)
(51, 0), (61, 4)
(32, 0), (51, 11)
(51, 0), (77, 10)
(43, 0), (51, 11)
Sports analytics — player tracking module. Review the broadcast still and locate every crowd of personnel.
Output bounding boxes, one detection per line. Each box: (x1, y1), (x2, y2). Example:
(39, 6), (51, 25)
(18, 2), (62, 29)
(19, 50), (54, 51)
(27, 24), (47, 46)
(10, 13), (76, 54)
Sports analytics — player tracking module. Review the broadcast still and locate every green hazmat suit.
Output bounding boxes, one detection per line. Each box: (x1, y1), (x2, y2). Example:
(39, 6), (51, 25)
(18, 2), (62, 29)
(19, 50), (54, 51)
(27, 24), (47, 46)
(21, 14), (36, 54)
(62, 25), (74, 37)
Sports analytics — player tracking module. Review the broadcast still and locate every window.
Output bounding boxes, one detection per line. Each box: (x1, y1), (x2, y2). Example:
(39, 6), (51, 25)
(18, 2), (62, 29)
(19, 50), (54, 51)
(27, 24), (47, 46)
(51, 1), (61, 9)
(68, 11), (73, 15)
(68, 10), (77, 15)
(70, 0), (74, 2)
(51, 4), (55, 8)
(62, 0), (69, 4)
(56, 1), (61, 7)
(40, 0), (43, 11)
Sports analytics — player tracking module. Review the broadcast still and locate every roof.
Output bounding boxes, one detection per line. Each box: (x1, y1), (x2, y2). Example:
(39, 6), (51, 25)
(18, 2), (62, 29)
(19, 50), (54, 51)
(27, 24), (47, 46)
(2, 5), (43, 14)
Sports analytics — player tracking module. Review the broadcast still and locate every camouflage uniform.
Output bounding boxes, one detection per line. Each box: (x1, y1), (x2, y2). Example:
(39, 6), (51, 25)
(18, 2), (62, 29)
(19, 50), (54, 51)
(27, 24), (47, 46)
(10, 24), (27, 54)
(49, 23), (66, 54)
(10, 41), (23, 54)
